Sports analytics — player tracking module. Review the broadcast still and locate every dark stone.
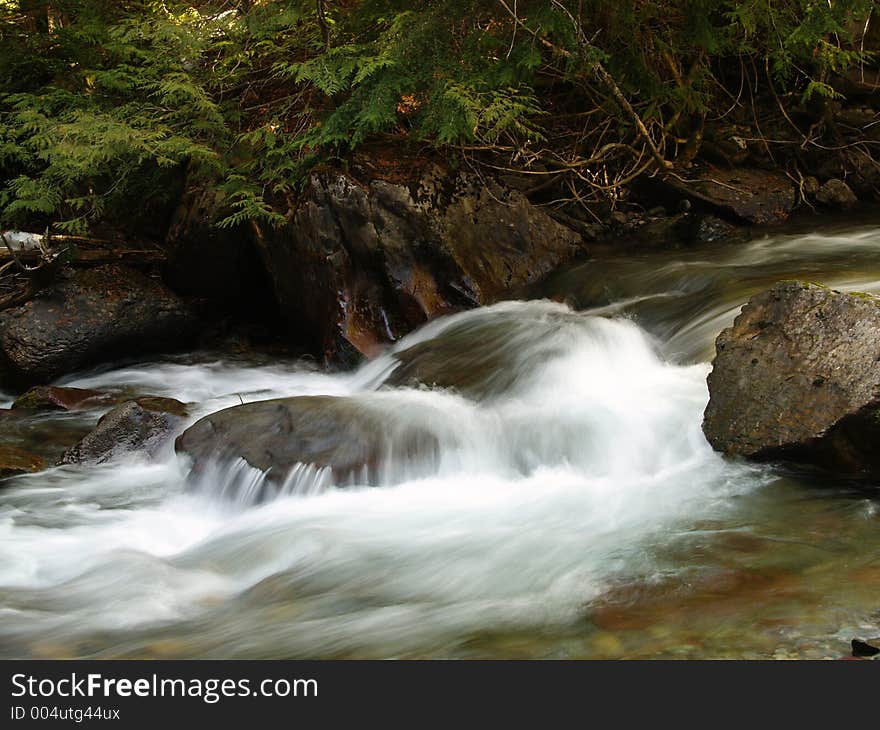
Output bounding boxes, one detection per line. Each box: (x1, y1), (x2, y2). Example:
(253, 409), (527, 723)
(0, 445), (46, 478)
(175, 395), (439, 488)
(384, 304), (582, 399)
(60, 397), (189, 465)
(851, 639), (880, 658)
(617, 211), (746, 250)
(689, 215), (740, 244)
(609, 210), (630, 226)
(815, 178), (858, 209)
(666, 166), (797, 224)
(163, 184), (272, 309)
(830, 66), (880, 99)
(811, 150), (880, 202)
(253, 161), (587, 363)
(703, 282), (880, 474)
(0, 265), (198, 388)
(11, 386), (110, 412)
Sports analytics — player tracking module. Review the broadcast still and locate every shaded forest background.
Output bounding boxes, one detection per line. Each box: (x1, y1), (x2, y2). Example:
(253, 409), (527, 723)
(1, 0), (878, 239)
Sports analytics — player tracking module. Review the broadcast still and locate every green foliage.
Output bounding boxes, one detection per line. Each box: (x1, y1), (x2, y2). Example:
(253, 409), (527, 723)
(0, 0), (877, 233)
(0, 1), (227, 233)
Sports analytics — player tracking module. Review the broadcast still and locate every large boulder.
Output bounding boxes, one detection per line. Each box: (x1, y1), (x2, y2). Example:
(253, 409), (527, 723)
(703, 282), (880, 473)
(176, 395), (440, 492)
(0, 265), (198, 388)
(253, 156), (587, 363)
(60, 397), (188, 465)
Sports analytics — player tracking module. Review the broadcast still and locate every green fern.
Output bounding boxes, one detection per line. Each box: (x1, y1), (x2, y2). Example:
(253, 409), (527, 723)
(1, 0), (877, 234)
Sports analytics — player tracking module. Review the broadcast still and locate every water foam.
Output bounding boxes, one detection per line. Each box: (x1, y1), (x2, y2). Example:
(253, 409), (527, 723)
(0, 302), (765, 656)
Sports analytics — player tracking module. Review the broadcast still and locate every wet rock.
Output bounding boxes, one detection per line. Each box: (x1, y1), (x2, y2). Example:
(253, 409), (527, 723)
(0, 265), (198, 388)
(0, 445), (45, 477)
(612, 210), (747, 251)
(254, 158), (586, 363)
(386, 326), (513, 397)
(176, 395), (439, 488)
(1, 230), (44, 251)
(383, 303), (584, 398)
(688, 215), (740, 244)
(815, 179), (858, 209)
(703, 282), (880, 473)
(11, 386), (109, 412)
(60, 397), (188, 465)
(851, 639), (880, 658)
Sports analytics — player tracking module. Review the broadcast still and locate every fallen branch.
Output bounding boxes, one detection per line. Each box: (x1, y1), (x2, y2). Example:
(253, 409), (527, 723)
(0, 245), (165, 267)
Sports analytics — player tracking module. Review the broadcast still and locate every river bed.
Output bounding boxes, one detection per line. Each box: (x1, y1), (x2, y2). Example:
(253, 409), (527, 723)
(1, 222), (880, 659)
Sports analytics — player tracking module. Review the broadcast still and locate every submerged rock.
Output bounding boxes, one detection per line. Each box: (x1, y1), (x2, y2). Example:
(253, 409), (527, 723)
(175, 395), (439, 490)
(703, 282), (880, 474)
(0, 445), (46, 478)
(0, 265), (199, 388)
(383, 303), (582, 398)
(11, 386), (110, 412)
(60, 397), (188, 465)
(851, 639), (880, 658)
(253, 157), (586, 363)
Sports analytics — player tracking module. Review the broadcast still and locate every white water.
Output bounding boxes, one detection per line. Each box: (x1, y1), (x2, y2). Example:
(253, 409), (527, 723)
(0, 300), (767, 657)
(2, 223), (880, 658)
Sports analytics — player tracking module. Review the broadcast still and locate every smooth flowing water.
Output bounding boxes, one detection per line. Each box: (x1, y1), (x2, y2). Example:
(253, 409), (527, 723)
(2, 223), (880, 659)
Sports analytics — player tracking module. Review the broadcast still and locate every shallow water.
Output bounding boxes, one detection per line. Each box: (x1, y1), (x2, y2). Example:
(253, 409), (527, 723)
(1, 223), (879, 659)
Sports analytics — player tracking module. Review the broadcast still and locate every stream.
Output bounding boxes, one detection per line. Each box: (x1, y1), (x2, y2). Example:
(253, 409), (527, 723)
(1, 221), (880, 659)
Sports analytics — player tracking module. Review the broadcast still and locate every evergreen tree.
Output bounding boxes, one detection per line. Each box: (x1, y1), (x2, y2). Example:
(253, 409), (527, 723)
(0, 1), (876, 234)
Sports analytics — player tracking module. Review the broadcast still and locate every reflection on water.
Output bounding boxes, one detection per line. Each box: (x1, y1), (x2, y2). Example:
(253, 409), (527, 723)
(1, 223), (879, 659)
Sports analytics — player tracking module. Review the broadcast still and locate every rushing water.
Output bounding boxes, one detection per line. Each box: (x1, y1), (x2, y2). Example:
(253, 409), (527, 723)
(2, 223), (880, 659)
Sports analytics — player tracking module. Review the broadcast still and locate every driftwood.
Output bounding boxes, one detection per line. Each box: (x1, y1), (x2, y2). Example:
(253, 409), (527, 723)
(0, 246), (165, 267)
(0, 230), (64, 311)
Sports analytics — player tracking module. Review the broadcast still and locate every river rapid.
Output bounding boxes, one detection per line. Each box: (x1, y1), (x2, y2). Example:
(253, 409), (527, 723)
(1, 222), (880, 659)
